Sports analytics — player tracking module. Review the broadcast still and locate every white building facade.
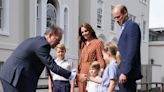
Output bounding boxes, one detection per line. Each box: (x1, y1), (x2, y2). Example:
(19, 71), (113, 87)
(149, 27), (164, 83)
(0, 0), (80, 68)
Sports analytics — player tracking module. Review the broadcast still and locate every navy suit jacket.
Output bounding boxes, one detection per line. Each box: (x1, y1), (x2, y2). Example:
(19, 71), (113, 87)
(118, 19), (142, 81)
(0, 36), (71, 91)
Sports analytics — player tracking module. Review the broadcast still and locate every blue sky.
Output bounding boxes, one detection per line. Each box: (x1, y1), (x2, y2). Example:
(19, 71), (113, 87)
(149, 0), (164, 28)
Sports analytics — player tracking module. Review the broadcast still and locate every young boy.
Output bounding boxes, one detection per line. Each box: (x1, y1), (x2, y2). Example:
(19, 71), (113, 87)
(48, 44), (75, 92)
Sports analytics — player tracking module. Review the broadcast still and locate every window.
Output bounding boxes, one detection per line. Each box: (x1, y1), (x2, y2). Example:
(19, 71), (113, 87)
(0, 0), (9, 35)
(47, 3), (56, 27)
(97, 0), (103, 29)
(64, 8), (68, 46)
(36, 0), (57, 36)
(0, 0), (2, 28)
(142, 20), (146, 41)
(111, 5), (114, 31)
(36, 0), (42, 35)
(0, 62), (3, 69)
(36, 0), (58, 36)
(149, 34), (157, 41)
(140, 0), (148, 5)
(97, 8), (102, 28)
(129, 13), (136, 21)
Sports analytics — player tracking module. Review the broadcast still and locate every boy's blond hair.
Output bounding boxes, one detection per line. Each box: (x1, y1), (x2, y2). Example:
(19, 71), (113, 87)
(55, 44), (66, 51)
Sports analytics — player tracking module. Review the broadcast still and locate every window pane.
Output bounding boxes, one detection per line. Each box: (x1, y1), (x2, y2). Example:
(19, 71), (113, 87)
(0, 9), (1, 28)
(111, 5), (114, 31)
(0, 0), (2, 7)
(0, 0), (2, 29)
(47, 3), (56, 27)
(97, 8), (102, 28)
(97, 0), (103, 29)
(0, 62), (3, 69)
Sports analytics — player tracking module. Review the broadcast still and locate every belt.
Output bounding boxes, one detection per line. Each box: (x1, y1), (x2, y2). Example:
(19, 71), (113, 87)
(54, 80), (69, 83)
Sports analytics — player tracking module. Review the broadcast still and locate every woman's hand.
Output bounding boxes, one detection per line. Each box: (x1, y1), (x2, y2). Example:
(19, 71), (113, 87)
(77, 73), (88, 82)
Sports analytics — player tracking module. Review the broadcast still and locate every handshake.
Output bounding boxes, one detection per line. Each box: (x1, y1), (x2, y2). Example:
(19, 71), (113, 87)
(70, 69), (88, 82)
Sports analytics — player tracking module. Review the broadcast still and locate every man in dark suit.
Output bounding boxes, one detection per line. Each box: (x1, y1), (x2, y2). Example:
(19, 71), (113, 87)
(112, 4), (143, 92)
(0, 25), (82, 92)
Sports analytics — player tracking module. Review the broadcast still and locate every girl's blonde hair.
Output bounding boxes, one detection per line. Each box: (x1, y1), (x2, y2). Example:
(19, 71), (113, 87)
(103, 42), (121, 67)
(55, 44), (66, 51)
(89, 61), (100, 71)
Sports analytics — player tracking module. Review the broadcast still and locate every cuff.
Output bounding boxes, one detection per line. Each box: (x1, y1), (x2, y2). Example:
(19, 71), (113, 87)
(69, 69), (77, 81)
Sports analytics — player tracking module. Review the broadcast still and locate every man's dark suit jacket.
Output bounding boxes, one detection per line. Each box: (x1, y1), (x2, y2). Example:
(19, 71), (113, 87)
(0, 36), (71, 91)
(118, 19), (143, 81)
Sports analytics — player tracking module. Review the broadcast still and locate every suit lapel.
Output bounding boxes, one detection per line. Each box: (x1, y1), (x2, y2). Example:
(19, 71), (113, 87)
(118, 19), (132, 43)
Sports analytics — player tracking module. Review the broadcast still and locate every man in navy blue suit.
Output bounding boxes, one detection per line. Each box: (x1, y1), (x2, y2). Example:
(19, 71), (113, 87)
(0, 25), (84, 92)
(112, 4), (143, 92)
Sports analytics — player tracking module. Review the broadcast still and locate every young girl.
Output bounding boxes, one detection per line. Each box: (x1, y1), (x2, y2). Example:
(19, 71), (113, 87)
(48, 44), (75, 92)
(86, 61), (101, 92)
(88, 42), (121, 92)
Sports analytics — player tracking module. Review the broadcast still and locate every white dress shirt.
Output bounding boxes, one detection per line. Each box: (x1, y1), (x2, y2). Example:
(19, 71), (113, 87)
(51, 58), (75, 81)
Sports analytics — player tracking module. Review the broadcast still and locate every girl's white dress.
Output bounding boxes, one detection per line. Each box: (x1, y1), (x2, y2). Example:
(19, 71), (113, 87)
(86, 76), (101, 92)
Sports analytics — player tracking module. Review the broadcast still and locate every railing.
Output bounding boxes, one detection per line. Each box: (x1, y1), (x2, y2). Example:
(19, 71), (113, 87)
(37, 81), (164, 92)
(137, 82), (164, 92)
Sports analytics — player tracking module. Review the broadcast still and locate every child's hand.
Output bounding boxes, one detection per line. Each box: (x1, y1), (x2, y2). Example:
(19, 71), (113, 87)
(87, 76), (95, 81)
(87, 75), (90, 81)
(98, 68), (104, 77)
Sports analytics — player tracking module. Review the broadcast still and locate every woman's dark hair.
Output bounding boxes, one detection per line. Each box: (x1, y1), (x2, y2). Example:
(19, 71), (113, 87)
(78, 23), (97, 49)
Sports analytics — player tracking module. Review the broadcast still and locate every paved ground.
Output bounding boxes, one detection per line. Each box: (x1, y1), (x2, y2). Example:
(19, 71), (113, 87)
(36, 87), (78, 92)
(0, 81), (78, 92)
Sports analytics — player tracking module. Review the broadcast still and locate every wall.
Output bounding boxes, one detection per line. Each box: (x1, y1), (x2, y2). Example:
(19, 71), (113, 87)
(149, 41), (164, 82)
(0, 0), (26, 62)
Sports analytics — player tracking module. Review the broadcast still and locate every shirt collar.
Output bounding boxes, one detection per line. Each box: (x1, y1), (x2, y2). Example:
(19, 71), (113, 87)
(55, 58), (65, 63)
(121, 18), (131, 30)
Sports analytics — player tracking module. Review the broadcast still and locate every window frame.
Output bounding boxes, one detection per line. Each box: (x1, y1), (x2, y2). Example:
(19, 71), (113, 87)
(110, 5), (115, 31)
(97, 0), (103, 29)
(129, 13), (136, 22)
(142, 20), (146, 41)
(0, 62), (3, 69)
(63, 7), (69, 47)
(139, 0), (148, 5)
(0, 0), (9, 36)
